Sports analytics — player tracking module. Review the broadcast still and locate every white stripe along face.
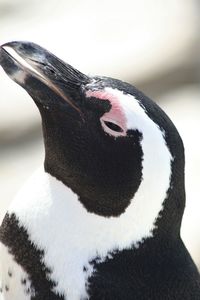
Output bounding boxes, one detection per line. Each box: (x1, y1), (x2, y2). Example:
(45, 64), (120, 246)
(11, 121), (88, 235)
(4, 87), (173, 300)
(85, 87), (173, 240)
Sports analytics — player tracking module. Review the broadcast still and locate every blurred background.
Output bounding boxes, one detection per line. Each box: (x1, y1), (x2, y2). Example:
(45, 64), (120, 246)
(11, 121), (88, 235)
(0, 0), (199, 267)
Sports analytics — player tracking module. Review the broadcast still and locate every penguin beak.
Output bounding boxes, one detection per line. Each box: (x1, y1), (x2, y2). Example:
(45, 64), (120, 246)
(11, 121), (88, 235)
(0, 41), (90, 115)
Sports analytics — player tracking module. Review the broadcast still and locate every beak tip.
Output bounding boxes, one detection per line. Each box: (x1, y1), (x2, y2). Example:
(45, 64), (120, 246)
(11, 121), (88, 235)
(0, 41), (40, 56)
(1, 41), (19, 49)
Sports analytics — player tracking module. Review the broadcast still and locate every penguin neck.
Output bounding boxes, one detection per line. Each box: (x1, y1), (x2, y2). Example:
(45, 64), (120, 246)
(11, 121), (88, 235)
(11, 166), (181, 254)
(7, 168), (191, 300)
(7, 166), (187, 299)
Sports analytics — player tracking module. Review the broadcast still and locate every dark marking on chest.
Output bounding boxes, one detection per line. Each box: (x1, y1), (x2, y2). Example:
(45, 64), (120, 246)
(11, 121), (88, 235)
(86, 236), (200, 300)
(0, 213), (65, 300)
(21, 277), (27, 285)
(5, 285), (9, 292)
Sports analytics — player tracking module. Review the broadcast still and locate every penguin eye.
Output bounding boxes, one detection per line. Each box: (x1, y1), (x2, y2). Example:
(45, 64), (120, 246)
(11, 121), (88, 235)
(104, 121), (123, 133)
(101, 119), (126, 137)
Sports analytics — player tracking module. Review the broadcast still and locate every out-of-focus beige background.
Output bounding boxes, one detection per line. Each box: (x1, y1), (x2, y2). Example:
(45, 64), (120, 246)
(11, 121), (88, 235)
(0, 0), (199, 267)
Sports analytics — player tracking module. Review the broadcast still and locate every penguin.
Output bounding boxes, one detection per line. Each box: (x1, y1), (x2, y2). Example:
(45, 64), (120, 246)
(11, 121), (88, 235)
(0, 41), (200, 300)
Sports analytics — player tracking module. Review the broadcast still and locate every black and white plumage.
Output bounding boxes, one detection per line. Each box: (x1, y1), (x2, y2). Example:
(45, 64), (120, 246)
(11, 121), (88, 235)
(0, 41), (200, 300)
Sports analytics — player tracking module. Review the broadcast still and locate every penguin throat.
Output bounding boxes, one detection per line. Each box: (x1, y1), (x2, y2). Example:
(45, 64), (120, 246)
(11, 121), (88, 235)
(6, 164), (173, 299)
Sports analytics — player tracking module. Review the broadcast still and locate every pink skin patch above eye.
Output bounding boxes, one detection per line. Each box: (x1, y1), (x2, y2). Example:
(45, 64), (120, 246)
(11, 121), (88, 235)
(86, 90), (127, 137)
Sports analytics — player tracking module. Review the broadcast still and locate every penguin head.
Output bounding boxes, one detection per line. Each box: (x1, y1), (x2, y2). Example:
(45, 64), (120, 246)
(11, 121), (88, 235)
(0, 42), (185, 238)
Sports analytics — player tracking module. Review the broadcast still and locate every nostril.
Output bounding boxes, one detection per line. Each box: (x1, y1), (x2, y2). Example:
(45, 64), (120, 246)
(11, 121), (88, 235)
(48, 68), (55, 74)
